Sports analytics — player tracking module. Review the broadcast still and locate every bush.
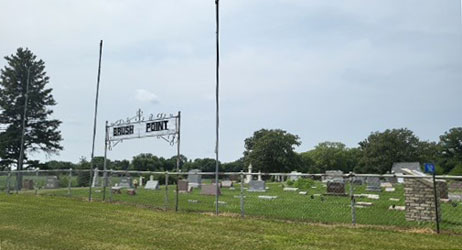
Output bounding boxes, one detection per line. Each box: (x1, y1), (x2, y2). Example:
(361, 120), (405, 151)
(293, 178), (314, 190)
(449, 163), (462, 176)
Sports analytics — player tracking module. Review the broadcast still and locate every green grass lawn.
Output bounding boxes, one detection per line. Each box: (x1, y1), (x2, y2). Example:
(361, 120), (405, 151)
(30, 180), (462, 234)
(1, 195), (462, 250)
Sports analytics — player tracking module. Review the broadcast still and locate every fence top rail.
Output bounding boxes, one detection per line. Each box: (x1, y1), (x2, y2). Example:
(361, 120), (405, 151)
(2, 169), (462, 180)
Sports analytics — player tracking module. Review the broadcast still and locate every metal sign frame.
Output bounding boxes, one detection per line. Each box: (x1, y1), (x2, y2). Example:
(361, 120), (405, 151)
(98, 109), (181, 201)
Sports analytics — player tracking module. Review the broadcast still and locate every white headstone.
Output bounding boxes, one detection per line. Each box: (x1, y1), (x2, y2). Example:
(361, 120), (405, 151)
(245, 164), (253, 184)
(145, 180), (159, 190)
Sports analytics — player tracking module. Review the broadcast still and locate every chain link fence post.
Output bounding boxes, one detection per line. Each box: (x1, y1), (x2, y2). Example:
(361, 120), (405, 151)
(88, 168), (93, 201)
(109, 169), (113, 203)
(68, 168), (72, 197)
(34, 169), (38, 196)
(240, 170), (245, 218)
(14, 171), (18, 194)
(175, 173), (179, 212)
(432, 173), (440, 234)
(349, 172), (356, 225)
(6, 171), (11, 194)
(165, 171), (169, 211)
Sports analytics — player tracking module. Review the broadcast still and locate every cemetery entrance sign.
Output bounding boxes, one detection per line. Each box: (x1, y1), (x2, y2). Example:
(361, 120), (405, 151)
(98, 109), (181, 200)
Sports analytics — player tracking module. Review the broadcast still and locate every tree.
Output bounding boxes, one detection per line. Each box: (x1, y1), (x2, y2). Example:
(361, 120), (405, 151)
(438, 127), (462, 173)
(0, 48), (62, 170)
(356, 128), (420, 174)
(243, 129), (302, 172)
(303, 142), (359, 173)
(131, 153), (164, 171)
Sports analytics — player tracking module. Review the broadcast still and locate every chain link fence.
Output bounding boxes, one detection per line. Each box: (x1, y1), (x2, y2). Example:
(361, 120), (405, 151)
(1, 170), (461, 234)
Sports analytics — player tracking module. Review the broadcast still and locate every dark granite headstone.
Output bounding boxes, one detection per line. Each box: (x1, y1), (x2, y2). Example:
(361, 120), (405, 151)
(326, 181), (346, 195)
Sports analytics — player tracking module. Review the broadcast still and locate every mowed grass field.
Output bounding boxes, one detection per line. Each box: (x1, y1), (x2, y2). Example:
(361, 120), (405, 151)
(1, 195), (462, 250)
(30, 180), (462, 233)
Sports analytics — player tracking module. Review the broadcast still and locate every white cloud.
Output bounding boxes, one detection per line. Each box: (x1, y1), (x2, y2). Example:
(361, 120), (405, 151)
(135, 89), (159, 104)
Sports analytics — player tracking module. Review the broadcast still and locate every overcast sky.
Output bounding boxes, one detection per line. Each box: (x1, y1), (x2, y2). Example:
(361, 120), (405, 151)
(1, 0), (461, 163)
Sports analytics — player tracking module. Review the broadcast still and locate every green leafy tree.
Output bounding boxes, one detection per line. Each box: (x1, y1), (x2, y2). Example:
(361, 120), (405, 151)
(0, 48), (62, 169)
(221, 158), (245, 172)
(183, 158), (219, 172)
(304, 142), (359, 173)
(244, 129), (302, 172)
(356, 128), (420, 174)
(438, 127), (462, 173)
(131, 153), (164, 171)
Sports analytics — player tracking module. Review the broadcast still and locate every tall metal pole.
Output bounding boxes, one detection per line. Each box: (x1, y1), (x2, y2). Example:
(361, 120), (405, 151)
(214, 0), (220, 216)
(17, 66), (31, 191)
(89, 40), (103, 202)
(102, 121), (109, 201)
(432, 173), (440, 233)
(175, 112), (181, 212)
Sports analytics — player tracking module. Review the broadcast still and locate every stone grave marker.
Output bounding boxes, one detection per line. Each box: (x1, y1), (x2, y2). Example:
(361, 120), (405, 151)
(366, 177), (382, 192)
(258, 195), (277, 200)
(119, 177), (133, 188)
(200, 184), (221, 196)
(326, 181), (346, 196)
(178, 180), (189, 193)
(145, 175), (159, 190)
(283, 187), (299, 192)
(45, 176), (59, 189)
(248, 180), (266, 192)
(289, 171), (301, 181)
(323, 170), (343, 183)
(221, 180), (233, 188)
(187, 169), (202, 188)
(23, 179), (34, 190)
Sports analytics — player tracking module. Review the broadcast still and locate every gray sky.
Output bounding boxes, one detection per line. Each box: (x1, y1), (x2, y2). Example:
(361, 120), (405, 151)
(1, 0), (461, 163)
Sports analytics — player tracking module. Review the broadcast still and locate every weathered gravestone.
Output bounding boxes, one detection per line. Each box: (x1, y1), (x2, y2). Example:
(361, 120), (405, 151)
(326, 181), (346, 196)
(23, 179), (34, 190)
(45, 176), (59, 189)
(366, 177), (382, 192)
(200, 184), (221, 196)
(119, 177), (133, 188)
(178, 180), (189, 193)
(323, 170), (343, 182)
(289, 171), (301, 181)
(145, 176), (159, 190)
(221, 180), (233, 188)
(187, 169), (202, 188)
(248, 180), (266, 192)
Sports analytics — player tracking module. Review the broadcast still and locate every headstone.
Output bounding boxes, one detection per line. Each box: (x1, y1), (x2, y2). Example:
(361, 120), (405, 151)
(119, 177), (133, 188)
(111, 186), (122, 194)
(248, 180), (266, 192)
(389, 198), (400, 201)
(257, 171), (262, 181)
(356, 201), (373, 206)
(22, 179), (34, 190)
(187, 169), (202, 188)
(389, 205), (405, 211)
(289, 171), (301, 181)
(391, 162), (422, 183)
(366, 177), (382, 192)
(178, 180), (189, 193)
(299, 191), (307, 195)
(200, 184), (221, 196)
(283, 187), (299, 192)
(352, 176), (365, 185)
(127, 189), (136, 195)
(45, 176), (59, 189)
(245, 164), (253, 184)
(145, 180), (159, 190)
(324, 170), (344, 183)
(385, 187), (395, 192)
(221, 180), (233, 188)
(258, 195), (277, 200)
(326, 181), (346, 195)
(380, 182), (393, 188)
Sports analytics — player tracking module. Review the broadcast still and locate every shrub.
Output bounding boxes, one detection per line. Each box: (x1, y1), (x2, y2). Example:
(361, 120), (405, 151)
(293, 178), (314, 190)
